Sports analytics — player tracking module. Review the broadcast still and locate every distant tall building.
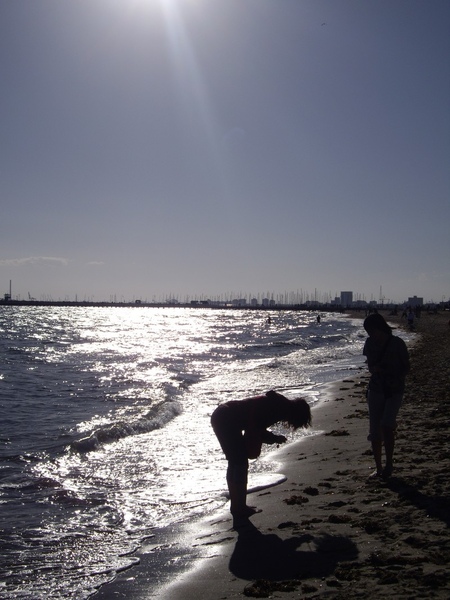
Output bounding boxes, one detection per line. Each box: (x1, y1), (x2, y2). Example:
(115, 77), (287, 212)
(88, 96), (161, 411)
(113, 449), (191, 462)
(407, 296), (423, 307)
(340, 291), (353, 307)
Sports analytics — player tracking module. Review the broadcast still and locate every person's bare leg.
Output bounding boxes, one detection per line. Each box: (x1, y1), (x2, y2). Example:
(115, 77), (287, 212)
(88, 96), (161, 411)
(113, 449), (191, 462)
(227, 464), (260, 517)
(382, 427), (395, 478)
(370, 438), (383, 477)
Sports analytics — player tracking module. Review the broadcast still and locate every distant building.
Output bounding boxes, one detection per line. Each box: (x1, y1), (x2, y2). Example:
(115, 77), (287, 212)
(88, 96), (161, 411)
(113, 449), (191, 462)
(407, 296), (423, 307)
(353, 300), (368, 308)
(340, 291), (353, 307)
(250, 298), (258, 306)
(231, 298), (247, 306)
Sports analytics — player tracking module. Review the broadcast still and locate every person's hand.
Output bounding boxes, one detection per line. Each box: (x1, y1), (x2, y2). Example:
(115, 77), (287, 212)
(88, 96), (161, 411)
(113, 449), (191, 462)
(275, 435), (287, 444)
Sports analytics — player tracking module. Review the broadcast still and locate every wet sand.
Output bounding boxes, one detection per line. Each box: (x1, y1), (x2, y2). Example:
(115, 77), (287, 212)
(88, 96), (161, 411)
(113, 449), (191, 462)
(94, 310), (450, 599)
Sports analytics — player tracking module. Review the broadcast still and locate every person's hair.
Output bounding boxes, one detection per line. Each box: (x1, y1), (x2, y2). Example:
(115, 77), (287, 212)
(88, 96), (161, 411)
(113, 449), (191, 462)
(363, 313), (393, 335)
(289, 398), (312, 430)
(265, 390), (312, 429)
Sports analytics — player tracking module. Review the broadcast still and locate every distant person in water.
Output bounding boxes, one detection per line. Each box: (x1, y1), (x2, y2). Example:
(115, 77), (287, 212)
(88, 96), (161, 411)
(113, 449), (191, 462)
(211, 391), (311, 522)
(363, 313), (410, 480)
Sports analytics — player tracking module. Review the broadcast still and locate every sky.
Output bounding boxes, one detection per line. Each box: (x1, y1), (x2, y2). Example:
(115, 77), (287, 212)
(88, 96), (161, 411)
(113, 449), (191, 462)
(1, 0), (449, 304)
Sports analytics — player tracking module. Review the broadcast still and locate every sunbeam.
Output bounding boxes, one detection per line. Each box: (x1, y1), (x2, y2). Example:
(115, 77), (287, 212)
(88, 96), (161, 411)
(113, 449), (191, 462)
(159, 0), (231, 200)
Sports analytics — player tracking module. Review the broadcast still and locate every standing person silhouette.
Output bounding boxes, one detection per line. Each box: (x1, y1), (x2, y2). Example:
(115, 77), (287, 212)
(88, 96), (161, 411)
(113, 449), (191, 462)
(363, 313), (410, 479)
(211, 391), (311, 522)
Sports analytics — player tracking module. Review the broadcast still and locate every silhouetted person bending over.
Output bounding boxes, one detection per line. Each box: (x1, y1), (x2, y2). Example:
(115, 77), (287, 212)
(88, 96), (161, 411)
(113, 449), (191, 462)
(211, 391), (311, 521)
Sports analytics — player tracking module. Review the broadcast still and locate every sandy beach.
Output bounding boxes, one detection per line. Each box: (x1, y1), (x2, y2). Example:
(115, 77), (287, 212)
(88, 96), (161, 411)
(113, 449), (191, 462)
(94, 310), (450, 599)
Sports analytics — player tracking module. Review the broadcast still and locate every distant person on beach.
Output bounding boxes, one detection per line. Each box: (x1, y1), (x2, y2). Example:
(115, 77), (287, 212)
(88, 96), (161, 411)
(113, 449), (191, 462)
(211, 391), (311, 521)
(407, 308), (415, 330)
(363, 313), (410, 480)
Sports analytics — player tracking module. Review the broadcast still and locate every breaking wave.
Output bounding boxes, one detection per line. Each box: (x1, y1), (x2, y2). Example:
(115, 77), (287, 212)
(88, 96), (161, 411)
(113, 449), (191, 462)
(71, 400), (182, 453)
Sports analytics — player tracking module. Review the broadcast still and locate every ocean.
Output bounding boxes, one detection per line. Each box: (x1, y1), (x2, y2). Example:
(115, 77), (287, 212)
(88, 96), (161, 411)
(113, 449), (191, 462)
(0, 306), (368, 599)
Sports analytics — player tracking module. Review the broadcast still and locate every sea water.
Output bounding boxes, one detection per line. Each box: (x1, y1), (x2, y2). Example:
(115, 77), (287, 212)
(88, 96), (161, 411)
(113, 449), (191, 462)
(0, 306), (368, 599)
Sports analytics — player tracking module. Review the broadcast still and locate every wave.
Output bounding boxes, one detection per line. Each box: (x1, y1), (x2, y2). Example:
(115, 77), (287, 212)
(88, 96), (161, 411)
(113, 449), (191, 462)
(245, 333), (351, 353)
(307, 333), (350, 346)
(243, 340), (307, 352)
(71, 399), (182, 453)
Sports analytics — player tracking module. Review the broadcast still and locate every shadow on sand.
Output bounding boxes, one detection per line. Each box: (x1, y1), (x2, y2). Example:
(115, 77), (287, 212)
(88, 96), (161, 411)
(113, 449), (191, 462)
(387, 476), (450, 527)
(229, 520), (358, 582)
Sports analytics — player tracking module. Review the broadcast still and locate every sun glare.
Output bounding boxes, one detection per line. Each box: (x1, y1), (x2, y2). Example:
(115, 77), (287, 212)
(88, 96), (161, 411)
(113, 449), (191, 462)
(128, 0), (197, 10)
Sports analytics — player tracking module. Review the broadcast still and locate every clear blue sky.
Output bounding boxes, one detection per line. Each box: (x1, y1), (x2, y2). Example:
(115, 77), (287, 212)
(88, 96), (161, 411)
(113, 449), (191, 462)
(1, 0), (449, 304)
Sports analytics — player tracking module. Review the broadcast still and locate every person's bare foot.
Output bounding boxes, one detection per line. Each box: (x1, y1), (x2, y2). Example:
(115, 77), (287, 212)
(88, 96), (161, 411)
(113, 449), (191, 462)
(382, 465), (393, 479)
(367, 469), (383, 480)
(231, 505), (262, 518)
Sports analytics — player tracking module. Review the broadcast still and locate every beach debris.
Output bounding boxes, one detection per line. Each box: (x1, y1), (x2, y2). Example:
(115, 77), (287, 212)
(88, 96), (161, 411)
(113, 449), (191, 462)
(325, 429), (350, 436)
(283, 494), (309, 505)
(277, 521), (298, 529)
(243, 579), (300, 597)
(328, 513), (352, 524)
(302, 583), (319, 592)
(303, 486), (319, 496)
(328, 500), (347, 508)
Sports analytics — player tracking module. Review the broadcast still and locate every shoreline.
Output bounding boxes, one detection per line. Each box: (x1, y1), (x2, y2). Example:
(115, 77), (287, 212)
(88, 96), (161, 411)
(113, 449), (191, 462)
(93, 311), (450, 599)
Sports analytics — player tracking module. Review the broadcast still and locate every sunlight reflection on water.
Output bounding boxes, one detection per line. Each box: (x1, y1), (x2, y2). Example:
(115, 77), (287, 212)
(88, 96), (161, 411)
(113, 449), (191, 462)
(1, 306), (366, 598)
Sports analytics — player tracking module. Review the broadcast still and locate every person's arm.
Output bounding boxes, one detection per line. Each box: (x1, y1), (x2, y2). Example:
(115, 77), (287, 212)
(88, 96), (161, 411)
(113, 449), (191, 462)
(243, 398), (264, 459)
(399, 341), (410, 376)
(243, 394), (287, 458)
(363, 340), (377, 373)
(244, 429), (263, 459)
(381, 339), (410, 379)
(244, 429), (286, 459)
(261, 430), (287, 445)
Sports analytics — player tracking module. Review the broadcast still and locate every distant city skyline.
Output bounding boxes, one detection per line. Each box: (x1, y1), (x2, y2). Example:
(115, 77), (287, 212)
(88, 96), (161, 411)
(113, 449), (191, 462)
(1, 278), (444, 306)
(2, 1), (449, 306)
